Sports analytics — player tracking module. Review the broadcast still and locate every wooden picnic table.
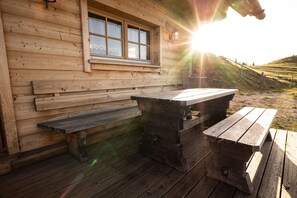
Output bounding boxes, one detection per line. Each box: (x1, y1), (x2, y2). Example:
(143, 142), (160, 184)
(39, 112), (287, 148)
(131, 88), (238, 172)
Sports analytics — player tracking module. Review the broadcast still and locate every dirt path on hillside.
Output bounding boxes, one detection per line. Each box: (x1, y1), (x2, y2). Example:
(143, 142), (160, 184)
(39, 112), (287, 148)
(229, 89), (297, 131)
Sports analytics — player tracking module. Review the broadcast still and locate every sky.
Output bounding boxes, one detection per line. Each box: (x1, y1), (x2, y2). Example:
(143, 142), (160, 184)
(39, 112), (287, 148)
(191, 0), (297, 65)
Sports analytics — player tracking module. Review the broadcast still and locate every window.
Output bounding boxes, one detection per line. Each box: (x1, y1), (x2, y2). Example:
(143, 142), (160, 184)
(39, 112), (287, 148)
(128, 26), (150, 60)
(89, 14), (123, 57)
(88, 13), (152, 62)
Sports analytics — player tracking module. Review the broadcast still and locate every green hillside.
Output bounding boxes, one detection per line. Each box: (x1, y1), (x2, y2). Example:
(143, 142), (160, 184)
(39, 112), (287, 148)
(191, 53), (279, 90)
(190, 53), (297, 130)
(252, 55), (297, 85)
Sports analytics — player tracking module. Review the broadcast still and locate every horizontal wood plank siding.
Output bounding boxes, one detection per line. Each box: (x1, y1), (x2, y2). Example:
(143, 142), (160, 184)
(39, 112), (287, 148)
(2, 0), (186, 152)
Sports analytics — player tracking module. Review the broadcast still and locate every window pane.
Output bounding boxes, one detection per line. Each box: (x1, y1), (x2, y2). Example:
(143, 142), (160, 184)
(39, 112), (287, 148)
(128, 43), (139, 59)
(108, 19), (122, 39)
(90, 35), (106, 55)
(89, 16), (105, 35)
(108, 39), (122, 57)
(140, 45), (150, 60)
(128, 26), (139, 42)
(140, 30), (150, 44)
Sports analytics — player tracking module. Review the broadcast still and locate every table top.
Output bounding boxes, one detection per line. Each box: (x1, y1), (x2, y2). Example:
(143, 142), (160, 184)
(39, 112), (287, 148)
(131, 88), (238, 106)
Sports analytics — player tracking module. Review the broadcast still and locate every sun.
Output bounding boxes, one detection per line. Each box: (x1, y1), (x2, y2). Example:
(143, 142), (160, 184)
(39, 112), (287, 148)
(190, 23), (225, 54)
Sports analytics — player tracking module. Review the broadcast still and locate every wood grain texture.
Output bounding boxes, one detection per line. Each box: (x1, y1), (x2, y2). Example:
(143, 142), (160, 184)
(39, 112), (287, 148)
(0, 0), (81, 29)
(0, 129), (296, 197)
(218, 108), (265, 143)
(2, 12), (81, 43)
(1, 0), (188, 154)
(80, 0), (91, 72)
(205, 107), (277, 152)
(257, 129), (287, 198)
(233, 129), (277, 198)
(238, 109), (277, 151)
(0, 10), (19, 154)
(131, 88), (237, 106)
(32, 78), (181, 94)
(203, 107), (254, 140)
(37, 106), (140, 133)
(281, 131), (297, 198)
(34, 89), (142, 111)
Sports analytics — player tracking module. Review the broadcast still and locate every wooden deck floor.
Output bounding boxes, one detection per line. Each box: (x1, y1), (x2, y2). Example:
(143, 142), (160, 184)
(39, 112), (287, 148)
(0, 129), (296, 198)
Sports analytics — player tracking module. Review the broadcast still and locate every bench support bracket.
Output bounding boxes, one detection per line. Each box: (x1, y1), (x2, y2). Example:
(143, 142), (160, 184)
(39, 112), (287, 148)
(66, 130), (88, 162)
(208, 142), (254, 194)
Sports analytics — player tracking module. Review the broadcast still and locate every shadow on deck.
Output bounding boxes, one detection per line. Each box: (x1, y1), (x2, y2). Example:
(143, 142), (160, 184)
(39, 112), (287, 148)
(0, 129), (296, 198)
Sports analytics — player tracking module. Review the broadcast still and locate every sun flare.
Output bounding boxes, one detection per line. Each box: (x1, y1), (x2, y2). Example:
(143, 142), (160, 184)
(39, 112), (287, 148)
(191, 25), (216, 53)
(190, 23), (228, 55)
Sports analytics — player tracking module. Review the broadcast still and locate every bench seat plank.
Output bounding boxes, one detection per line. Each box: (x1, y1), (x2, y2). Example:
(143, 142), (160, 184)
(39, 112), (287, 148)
(218, 108), (266, 144)
(38, 107), (141, 134)
(238, 109), (277, 151)
(37, 107), (141, 162)
(203, 107), (254, 141)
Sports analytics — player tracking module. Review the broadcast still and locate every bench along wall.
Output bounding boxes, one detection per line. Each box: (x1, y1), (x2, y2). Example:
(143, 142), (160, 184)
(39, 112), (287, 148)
(0, 0), (188, 154)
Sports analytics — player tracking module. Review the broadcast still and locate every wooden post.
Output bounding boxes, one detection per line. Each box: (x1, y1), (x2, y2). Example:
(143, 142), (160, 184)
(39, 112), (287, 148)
(0, 98), (3, 150)
(80, 0), (91, 73)
(0, 10), (20, 155)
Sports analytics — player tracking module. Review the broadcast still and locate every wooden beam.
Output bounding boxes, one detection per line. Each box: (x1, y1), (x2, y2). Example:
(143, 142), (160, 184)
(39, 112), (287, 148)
(80, 0), (91, 72)
(0, 10), (19, 154)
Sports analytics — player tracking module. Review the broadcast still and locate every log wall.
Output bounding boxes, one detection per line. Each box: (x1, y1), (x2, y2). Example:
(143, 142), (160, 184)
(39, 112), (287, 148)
(0, 0), (187, 153)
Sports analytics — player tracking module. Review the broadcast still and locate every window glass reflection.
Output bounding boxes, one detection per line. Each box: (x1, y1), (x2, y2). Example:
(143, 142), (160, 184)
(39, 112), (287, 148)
(108, 39), (122, 57)
(128, 43), (139, 59)
(128, 26), (139, 42)
(108, 19), (121, 39)
(90, 35), (106, 55)
(140, 30), (149, 44)
(140, 45), (150, 60)
(89, 16), (105, 35)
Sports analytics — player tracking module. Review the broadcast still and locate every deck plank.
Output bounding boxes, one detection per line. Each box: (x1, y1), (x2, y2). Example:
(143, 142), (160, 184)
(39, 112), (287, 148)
(281, 131), (297, 198)
(209, 182), (236, 198)
(113, 163), (172, 197)
(87, 160), (158, 197)
(162, 152), (212, 197)
(257, 129), (287, 198)
(0, 129), (296, 198)
(43, 150), (142, 198)
(0, 153), (75, 192)
(137, 149), (211, 198)
(185, 174), (219, 198)
(2, 132), (140, 198)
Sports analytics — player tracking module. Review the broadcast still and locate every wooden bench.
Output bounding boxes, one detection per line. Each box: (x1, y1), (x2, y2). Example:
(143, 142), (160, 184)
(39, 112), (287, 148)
(38, 106), (141, 162)
(203, 107), (277, 194)
(32, 78), (181, 161)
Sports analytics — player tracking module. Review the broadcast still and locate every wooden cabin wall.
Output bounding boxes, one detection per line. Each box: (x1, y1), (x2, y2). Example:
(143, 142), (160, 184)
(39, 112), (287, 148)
(0, 0), (187, 153)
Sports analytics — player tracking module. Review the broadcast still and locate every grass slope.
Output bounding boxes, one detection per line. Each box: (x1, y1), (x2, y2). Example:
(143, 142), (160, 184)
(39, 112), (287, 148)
(192, 53), (254, 91)
(191, 53), (297, 131)
(252, 55), (297, 85)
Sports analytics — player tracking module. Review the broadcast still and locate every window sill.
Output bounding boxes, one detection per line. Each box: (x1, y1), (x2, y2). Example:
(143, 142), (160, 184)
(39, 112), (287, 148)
(90, 58), (161, 73)
(89, 58), (160, 68)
